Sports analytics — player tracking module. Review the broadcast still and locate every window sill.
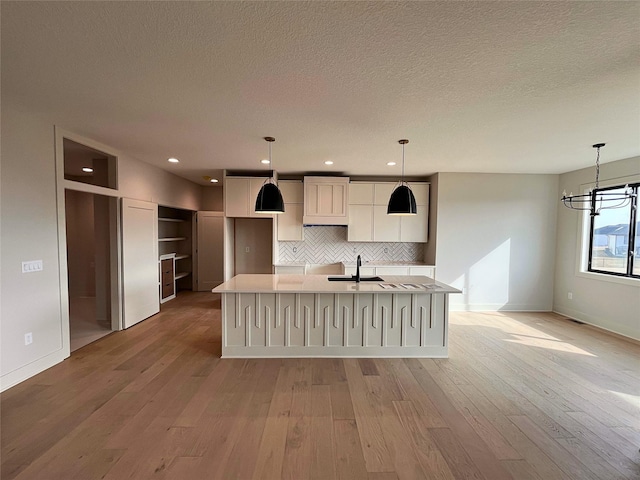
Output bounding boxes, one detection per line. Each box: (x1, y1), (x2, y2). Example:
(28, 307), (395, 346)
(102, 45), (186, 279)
(576, 270), (640, 287)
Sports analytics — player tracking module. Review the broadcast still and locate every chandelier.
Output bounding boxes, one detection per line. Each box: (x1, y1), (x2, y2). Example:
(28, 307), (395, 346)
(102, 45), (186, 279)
(561, 143), (635, 217)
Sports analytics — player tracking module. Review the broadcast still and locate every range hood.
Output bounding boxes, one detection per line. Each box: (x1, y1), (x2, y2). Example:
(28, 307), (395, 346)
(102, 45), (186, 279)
(302, 176), (349, 226)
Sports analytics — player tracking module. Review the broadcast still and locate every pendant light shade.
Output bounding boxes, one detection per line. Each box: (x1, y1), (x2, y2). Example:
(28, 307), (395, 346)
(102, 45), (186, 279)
(255, 181), (285, 213)
(255, 136), (285, 214)
(387, 184), (417, 215)
(387, 139), (417, 215)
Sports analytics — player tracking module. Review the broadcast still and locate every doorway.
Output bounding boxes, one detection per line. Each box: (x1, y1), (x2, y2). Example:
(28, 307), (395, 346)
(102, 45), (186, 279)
(65, 190), (115, 351)
(234, 218), (273, 274)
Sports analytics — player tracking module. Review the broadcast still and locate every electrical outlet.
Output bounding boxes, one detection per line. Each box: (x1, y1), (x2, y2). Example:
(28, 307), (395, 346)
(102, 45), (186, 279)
(245, 247), (250, 253)
(352, 247), (356, 253)
(383, 247), (389, 254)
(568, 292), (573, 300)
(293, 247), (298, 253)
(24, 332), (33, 345)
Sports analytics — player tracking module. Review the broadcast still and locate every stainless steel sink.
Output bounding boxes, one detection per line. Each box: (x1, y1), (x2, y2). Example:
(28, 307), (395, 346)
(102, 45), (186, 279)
(327, 276), (384, 282)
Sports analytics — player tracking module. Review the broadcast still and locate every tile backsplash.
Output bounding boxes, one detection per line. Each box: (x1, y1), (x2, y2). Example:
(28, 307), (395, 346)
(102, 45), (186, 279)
(278, 226), (424, 264)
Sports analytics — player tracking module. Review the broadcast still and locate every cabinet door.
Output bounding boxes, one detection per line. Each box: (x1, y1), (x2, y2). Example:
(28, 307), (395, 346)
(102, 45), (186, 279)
(249, 177), (270, 218)
(373, 205), (401, 242)
(277, 203), (304, 241)
(279, 180), (303, 204)
(408, 266), (435, 279)
(349, 183), (374, 204)
(400, 212), (428, 242)
(407, 182), (429, 206)
(373, 183), (396, 205)
(343, 266), (375, 276)
(225, 178), (249, 217)
(122, 198), (159, 329)
(348, 205), (373, 242)
(375, 266), (409, 276)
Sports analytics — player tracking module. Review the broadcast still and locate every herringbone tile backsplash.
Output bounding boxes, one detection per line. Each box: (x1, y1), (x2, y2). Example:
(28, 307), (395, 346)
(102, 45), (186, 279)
(278, 226), (424, 264)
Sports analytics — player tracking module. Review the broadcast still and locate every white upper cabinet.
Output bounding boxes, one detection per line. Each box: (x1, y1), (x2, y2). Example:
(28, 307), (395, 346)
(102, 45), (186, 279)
(347, 181), (429, 243)
(349, 182), (374, 205)
(400, 182), (429, 242)
(225, 176), (273, 218)
(277, 180), (304, 241)
(279, 179), (303, 204)
(303, 176), (349, 225)
(348, 204), (374, 241)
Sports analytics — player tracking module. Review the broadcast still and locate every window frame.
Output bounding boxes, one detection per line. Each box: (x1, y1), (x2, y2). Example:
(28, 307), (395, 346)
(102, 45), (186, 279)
(587, 182), (639, 279)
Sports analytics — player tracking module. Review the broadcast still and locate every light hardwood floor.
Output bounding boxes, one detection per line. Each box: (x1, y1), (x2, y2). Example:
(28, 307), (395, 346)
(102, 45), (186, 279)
(2, 292), (639, 479)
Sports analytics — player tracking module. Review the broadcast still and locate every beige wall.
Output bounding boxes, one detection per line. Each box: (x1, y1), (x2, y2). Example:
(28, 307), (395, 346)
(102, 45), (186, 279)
(0, 99), (204, 390)
(554, 156), (640, 339)
(202, 186), (224, 211)
(434, 172), (559, 311)
(1, 102), (65, 384)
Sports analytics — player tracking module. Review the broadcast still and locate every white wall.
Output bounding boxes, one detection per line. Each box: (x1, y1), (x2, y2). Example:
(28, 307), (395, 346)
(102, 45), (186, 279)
(553, 156), (640, 340)
(434, 172), (559, 311)
(0, 99), (204, 390)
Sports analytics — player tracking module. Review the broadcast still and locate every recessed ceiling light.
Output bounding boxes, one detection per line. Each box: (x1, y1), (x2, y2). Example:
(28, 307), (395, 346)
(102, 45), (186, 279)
(387, 162), (396, 166)
(82, 167), (94, 173)
(168, 157), (179, 163)
(324, 161), (334, 165)
(261, 159), (270, 164)
(210, 178), (219, 183)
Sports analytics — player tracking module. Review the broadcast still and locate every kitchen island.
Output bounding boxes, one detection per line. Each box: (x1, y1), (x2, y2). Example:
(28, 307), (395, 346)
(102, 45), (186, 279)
(212, 274), (460, 358)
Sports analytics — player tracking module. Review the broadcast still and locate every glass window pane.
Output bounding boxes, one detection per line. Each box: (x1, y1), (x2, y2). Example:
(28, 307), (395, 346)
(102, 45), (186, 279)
(590, 192), (631, 275)
(63, 139), (117, 189)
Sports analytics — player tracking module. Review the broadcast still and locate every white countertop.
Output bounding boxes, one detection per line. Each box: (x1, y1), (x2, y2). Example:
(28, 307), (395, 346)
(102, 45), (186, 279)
(274, 261), (435, 267)
(213, 274), (460, 294)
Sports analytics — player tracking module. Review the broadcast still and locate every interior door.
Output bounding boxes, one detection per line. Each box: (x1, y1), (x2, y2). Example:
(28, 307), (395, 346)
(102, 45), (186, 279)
(197, 211), (224, 291)
(121, 198), (159, 328)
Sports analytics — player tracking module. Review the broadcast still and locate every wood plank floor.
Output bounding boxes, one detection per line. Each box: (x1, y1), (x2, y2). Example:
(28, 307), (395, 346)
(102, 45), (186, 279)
(2, 292), (639, 479)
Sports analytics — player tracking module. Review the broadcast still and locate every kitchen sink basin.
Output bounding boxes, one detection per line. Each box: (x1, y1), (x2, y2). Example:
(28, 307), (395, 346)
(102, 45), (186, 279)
(327, 276), (384, 282)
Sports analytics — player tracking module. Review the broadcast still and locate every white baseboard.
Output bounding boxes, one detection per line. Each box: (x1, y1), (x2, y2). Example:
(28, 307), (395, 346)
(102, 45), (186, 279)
(450, 303), (550, 312)
(552, 306), (639, 342)
(1, 349), (67, 392)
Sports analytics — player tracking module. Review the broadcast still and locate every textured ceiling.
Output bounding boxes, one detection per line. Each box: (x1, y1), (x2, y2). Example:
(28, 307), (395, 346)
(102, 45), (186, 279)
(2, 1), (639, 185)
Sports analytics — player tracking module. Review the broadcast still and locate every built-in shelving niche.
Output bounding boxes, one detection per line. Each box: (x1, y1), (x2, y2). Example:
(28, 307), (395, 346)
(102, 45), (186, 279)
(158, 206), (195, 296)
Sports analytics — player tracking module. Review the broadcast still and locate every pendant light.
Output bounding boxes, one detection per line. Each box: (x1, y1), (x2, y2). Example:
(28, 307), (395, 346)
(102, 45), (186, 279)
(561, 143), (635, 217)
(387, 139), (417, 215)
(255, 136), (285, 214)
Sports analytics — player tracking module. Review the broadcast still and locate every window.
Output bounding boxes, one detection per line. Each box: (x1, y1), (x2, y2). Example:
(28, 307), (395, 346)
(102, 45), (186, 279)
(588, 183), (639, 278)
(63, 138), (118, 190)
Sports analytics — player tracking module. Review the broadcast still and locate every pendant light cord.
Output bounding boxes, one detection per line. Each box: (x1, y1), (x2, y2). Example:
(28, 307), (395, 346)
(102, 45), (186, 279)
(595, 145), (600, 190)
(401, 142), (405, 185)
(269, 141), (273, 178)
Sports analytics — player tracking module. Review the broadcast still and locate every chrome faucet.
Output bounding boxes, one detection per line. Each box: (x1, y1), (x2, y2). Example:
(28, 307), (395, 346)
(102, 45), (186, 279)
(355, 255), (361, 283)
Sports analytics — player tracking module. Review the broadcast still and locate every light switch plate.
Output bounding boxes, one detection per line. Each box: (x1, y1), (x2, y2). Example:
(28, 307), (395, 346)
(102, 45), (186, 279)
(22, 260), (43, 273)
